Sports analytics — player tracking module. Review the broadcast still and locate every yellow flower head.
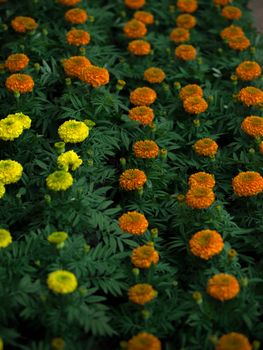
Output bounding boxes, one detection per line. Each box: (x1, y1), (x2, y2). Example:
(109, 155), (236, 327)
(0, 183), (5, 199)
(46, 171), (73, 191)
(58, 120), (89, 143)
(48, 231), (68, 245)
(47, 270), (78, 294)
(0, 228), (12, 248)
(57, 150), (82, 171)
(0, 116), (24, 141)
(0, 160), (23, 184)
(7, 112), (31, 130)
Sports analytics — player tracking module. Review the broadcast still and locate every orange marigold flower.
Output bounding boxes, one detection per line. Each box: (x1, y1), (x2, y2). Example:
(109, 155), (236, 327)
(5, 73), (34, 94)
(58, 0), (81, 5)
(143, 67), (165, 84)
(176, 14), (196, 29)
(80, 65), (109, 87)
(119, 169), (147, 191)
(177, 0), (198, 13)
(216, 333), (252, 350)
(63, 56), (91, 78)
(65, 8), (87, 24)
(259, 141), (263, 154)
(134, 11), (154, 25)
(128, 284), (157, 305)
(170, 27), (190, 43)
(227, 35), (250, 51)
(207, 273), (240, 301)
(175, 44), (197, 61)
(119, 211), (148, 235)
(193, 138), (218, 157)
(131, 243), (159, 268)
(11, 16), (38, 33)
(130, 87), (157, 106)
(66, 28), (90, 46)
(232, 171), (263, 197)
(133, 140), (159, 158)
(221, 6), (242, 20)
(238, 86), (263, 107)
(241, 116), (263, 138)
(188, 172), (215, 189)
(189, 229), (224, 260)
(236, 61), (261, 81)
(186, 187), (215, 209)
(179, 84), (203, 101)
(128, 106), (154, 125)
(124, 0), (145, 10)
(220, 25), (244, 40)
(128, 40), (151, 56)
(123, 19), (147, 39)
(183, 96), (208, 114)
(5, 53), (29, 72)
(128, 332), (161, 350)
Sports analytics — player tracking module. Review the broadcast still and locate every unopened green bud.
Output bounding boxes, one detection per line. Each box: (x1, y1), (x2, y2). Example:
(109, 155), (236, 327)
(132, 268), (140, 276)
(241, 277), (249, 287)
(79, 47), (86, 55)
(151, 228), (158, 238)
(1, 24), (8, 31)
(192, 291), (202, 304)
(193, 119), (200, 127)
(137, 186), (144, 196)
(87, 159), (93, 166)
(209, 335), (218, 345)
(84, 244), (91, 253)
(84, 119), (96, 128)
(44, 194), (52, 204)
(142, 309), (151, 319)
(65, 77), (71, 86)
(116, 79), (126, 91)
(54, 142), (65, 154)
(160, 148), (168, 160)
(42, 28), (48, 36)
(253, 340), (261, 350)
(79, 286), (88, 296)
(14, 91), (20, 99)
(249, 148), (255, 154)
(120, 157), (126, 167)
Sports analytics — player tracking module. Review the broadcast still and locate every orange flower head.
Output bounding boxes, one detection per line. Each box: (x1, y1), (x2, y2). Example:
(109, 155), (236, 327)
(66, 28), (90, 46)
(5, 53), (29, 72)
(186, 187), (215, 209)
(128, 332), (161, 350)
(214, 0), (232, 5)
(131, 243), (159, 268)
(11, 16), (38, 33)
(183, 95), (208, 114)
(80, 65), (109, 87)
(220, 25), (244, 40)
(177, 0), (198, 13)
(232, 171), (263, 197)
(170, 27), (190, 43)
(238, 86), (263, 107)
(175, 44), (197, 61)
(63, 56), (91, 78)
(227, 35), (250, 51)
(236, 61), (261, 81)
(123, 19), (147, 39)
(130, 87), (157, 106)
(128, 284), (157, 305)
(176, 14), (196, 29)
(207, 273), (240, 301)
(179, 84), (203, 101)
(134, 11), (154, 25)
(119, 169), (147, 191)
(216, 333), (252, 350)
(65, 8), (87, 24)
(128, 40), (151, 56)
(124, 0), (145, 10)
(5, 73), (34, 94)
(189, 229), (224, 260)
(58, 0), (81, 5)
(193, 138), (218, 157)
(241, 116), (263, 138)
(221, 6), (242, 20)
(133, 140), (159, 158)
(128, 106), (154, 125)
(143, 67), (165, 84)
(188, 172), (215, 189)
(118, 211), (148, 235)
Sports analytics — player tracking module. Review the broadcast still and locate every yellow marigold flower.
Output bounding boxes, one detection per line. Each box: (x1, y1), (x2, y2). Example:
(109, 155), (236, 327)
(66, 28), (90, 47)
(227, 35), (250, 51)
(183, 95), (208, 114)
(57, 150), (82, 171)
(63, 56), (91, 78)
(241, 116), (263, 138)
(11, 16), (38, 33)
(7, 112), (31, 130)
(130, 87), (157, 106)
(0, 160), (23, 184)
(193, 138), (218, 157)
(47, 270), (78, 294)
(188, 172), (215, 189)
(119, 169), (147, 191)
(5, 73), (34, 94)
(128, 106), (154, 125)
(65, 8), (87, 24)
(179, 84), (203, 101)
(177, 0), (197, 13)
(186, 187), (215, 209)
(220, 25), (244, 40)
(0, 228), (12, 248)
(236, 61), (261, 81)
(128, 332), (161, 350)
(216, 333), (252, 350)
(51, 338), (65, 350)
(133, 140), (159, 158)
(119, 211), (148, 235)
(128, 40), (151, 56)
(143, 67), (165, 84)
(207, 273), (240, 301)
(58, 120), (89, 143)
(175, 44), (197, 61)
(80, 65), (110, 87)
(123, 19), (147, 39)
(238, 86), (263, 107)
(259, 141), (263, 154)
(58, 0), (81, 5)
(176, 14), (196, 29)
(48, 231), (68, 245)
(124, 0), (145, 10)
(131, 243), (159, 268)
(0, 116), (24, 141)
(214, 0), (231, 5)
(134, 11), (154, 25)
(221, 6), (242, 20)
(232, 171), (263, 197)
(0, 183), (5, 199)
(128, 284), (157, 305)
(5, 53), (29, 72)
(189, 229), (224, 260)
(170, 27), (190, 43)
(46, 171), (73, 191)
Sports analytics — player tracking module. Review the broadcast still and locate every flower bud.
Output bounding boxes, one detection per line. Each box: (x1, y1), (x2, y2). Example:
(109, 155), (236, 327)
(84, 244), (91, 253)
(142, 309), (151, 319)
(84, 119), (96, 128)
(14, 91), (20, 99)
(87, 159), (93, 166)
(34, 63), (41, 71)
(227, 249), (237, 261)
(42, 28), (48, 36)
(116, 79), (126, 91)
(193, 119), (200, 127)
(132, 268), (140, 276)
(54, 142), (65, 155)
(174, 81), (181, 90)
(241, 277), (249, 287)
(79, 47), (86, 55)
(176, 194), (185, 202)
(1, 24), (8, 31)
(137, 186), (144, 196)
(44, 194), (52, 204)
(160, 148), (168, 160)
(151, 228), (158, 238)
(197, 58), (202, 65)
(120, 157), (126, 168)
(148, 122), (156, 131)
(209, 335), (218, 345)
(79, 286), (88, 296)
(249, 148), (255, 154)
(88, 15), (95, 22)
(65, 77), (71, 86)
(253, 340), (261, 350)
(192, 291), (202, 304)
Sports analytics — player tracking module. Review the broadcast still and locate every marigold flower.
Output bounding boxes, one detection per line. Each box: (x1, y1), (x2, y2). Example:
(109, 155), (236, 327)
(0, 183), (5, 199)
(216, 333), (252, 350)
(0, 116), (24, 141)
(227, 35), (250, 51)
(221, 6), (242, 20)
(119, 211), (148, 235)
(128, 40), (151, 55)
(131, 243), (159, 268)
(143, 67), (165, 84)
(123, 19), (147, 39)
(183, 96), (208, 114)
(128, 284), (157, 305)
(80, 65), (109, 87)
(134, 11), (154, 25)
(177, 0), (198, 13)
(176, 14), (196, 29)
(232, 171), (263, 197)
(66, 28), (90, 46)
(175, 44), (197, 61)
(207, 273), (240, 301)
(6, 73), (34, 94)
(189, 229), (224, 260)
(214, 0), (231, 5)
(11, 16), (38, 33)
(130, 87), (157, 106)
(238, 86), (263, 107)
(58, 120), (89, 143)
(7, 112), (31, 130)
(133, 140), (159, 158)
(5, 53), (29, 72)
(63, 56), (91, 78)
(46, 171), (73, 191)
(119, 169), (147, 191)
(179, 84), (203, 101)
(186, 187), (215, 209)
(0, 160), (23, 184)
(170, 27), (190, 43)
(236, 61), (261, 81)
(128, 106), (154, 125)
(241, 116), (263, 138)
(51, 338), (65, 350)
(47, 270), (78, 294)
(128, 332), (161, 350)
(188, 172), (215, 189)
(220, 25), (244, 40)
(124, 0), (145, 9)
(0, 228), (12, 248)
(193, 138), (218, 157)
(48, 231), (68, 245)
(58, 0), (81, 5)
(57, 150), (82, 171)
(65, 8), (87, 24)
